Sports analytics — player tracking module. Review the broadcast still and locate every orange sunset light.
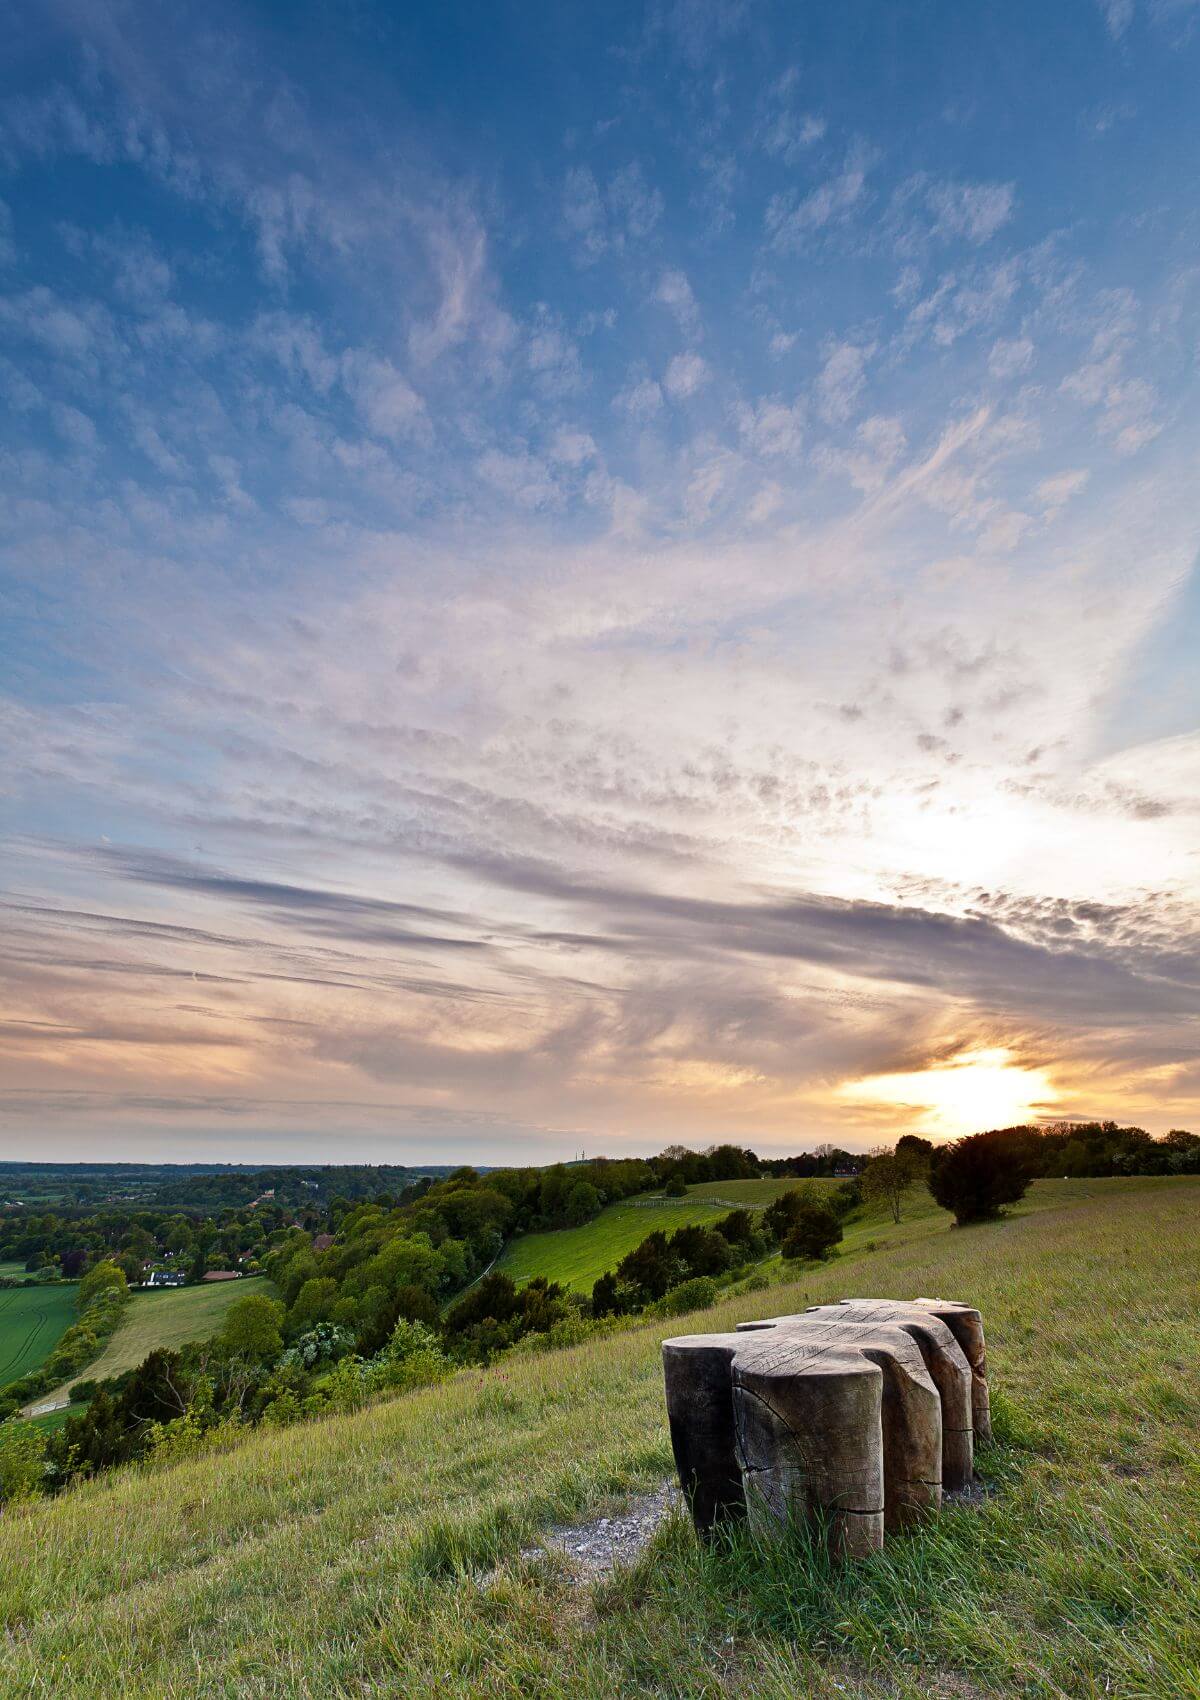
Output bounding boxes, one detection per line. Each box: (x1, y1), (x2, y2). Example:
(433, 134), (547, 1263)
(838, 1048), (1061, 1143)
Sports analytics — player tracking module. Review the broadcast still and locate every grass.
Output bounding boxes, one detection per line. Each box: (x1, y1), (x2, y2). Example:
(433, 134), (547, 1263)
(26, 1405), (76, 1435)
(0, 1282), (78, 1386)
(1, 1176), (1197, 1698)
(29, 1279), (270, 1410)
(495, 1176), (834, 1293)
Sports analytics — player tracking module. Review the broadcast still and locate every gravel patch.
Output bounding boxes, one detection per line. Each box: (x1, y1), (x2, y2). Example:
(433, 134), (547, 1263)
(484, 1482), (680, 1587)
(945, 1477), (993, 1508)
(484, 1473), (987, 1591)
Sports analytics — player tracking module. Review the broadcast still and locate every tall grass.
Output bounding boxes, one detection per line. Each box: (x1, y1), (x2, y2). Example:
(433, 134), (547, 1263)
(0, 1177), (1197, 1698)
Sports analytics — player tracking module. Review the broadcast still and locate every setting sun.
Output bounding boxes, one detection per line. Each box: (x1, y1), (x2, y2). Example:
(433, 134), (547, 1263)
(838, 1047), (1060, 1141)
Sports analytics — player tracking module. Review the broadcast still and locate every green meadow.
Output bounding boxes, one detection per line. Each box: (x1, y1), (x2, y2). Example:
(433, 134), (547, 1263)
(2, 1176), (1197, 1698)
(32, 1279), (269, 1411)
(494, 1175), (831, 1292)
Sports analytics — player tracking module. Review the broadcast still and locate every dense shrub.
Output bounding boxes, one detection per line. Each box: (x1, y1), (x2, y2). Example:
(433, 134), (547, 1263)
(763, 1186), (825, 1242)
(0, 1420), (46, 1504)
(828, 1180), (862, 1218)
(512, 1313), (614, 1354)
(222, 1294), (286, 1359)
(647, 1276), (719, 1317)
(278, 1324), (354, 1369)
(443, 1274), (573, 1360)
(591, 1270), (622, 1317)
(377, 1319), (451, 1386)
(714, 1207), (754, 1243)
(928, 1129), (1031, 1223)
(564, 1181), (601, 1224)
(780, 1201), (843, 1262)
(77, 1260), (128, 1310)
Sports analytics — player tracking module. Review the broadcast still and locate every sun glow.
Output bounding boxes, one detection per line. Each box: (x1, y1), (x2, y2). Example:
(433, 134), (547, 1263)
(838, 1047), (1060, 1141)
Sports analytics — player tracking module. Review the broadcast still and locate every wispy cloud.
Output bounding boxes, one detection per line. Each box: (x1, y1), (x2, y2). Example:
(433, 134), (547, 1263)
(1, 0), (1198, 1156)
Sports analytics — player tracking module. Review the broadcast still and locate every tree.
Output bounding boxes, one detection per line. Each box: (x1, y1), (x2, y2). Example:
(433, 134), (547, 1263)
(77, 1260), (128, 1311)
(290, 1276), (339, 1329)
(1163, 1130), (1200, 1174)
(928, 1129), (1029, 1224)
(780, 1201), (842, 1262)
(564, 1180), (601, 1226)
(667, 1225), (731, 1279)
(614, 1231), (676, 1302)
(895, 1134), (933, 1167)
(222, 1294), (286, 1360)
(591, 1271), (621, 1316)
(715, 1208), (753, 1245)
(763, 1186), (826, 1244)
(860, 1148), (917, 1225)
(444, 1271), (519, 1334)
(0, 1420), (46, 1504)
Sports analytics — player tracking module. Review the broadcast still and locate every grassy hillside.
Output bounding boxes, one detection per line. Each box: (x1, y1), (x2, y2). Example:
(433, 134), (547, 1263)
(495, 1176), (833, 1292)
(2, 1177), (1197, 1698)
(27, 1279), (269, 1413)
(0, 1281), (77, 1386)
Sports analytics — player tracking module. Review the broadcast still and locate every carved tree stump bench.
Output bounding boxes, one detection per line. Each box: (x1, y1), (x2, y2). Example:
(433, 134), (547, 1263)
(662, 1297), (989, 1558)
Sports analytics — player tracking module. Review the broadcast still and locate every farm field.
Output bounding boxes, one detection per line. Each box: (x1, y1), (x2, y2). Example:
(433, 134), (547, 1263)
(30, 1278), (271, 1412)
(1, 1176), (1197, 1699)
(495, 1175), (838, 1293)
(0, 1280), (77, 1387)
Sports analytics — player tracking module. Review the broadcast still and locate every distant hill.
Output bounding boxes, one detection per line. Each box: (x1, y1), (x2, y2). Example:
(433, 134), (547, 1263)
(0, 1161), (478, 1211)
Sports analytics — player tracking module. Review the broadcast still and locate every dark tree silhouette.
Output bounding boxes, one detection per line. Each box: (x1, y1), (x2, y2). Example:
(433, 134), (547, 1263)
(928, 1129), (1030, 1224)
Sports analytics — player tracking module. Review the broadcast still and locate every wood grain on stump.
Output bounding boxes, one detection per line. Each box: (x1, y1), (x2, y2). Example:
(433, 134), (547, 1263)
(663, 1295), (989, 1557)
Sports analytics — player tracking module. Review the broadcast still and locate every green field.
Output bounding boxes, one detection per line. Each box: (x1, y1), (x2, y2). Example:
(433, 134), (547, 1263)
(494, 1176), (841, 1292)
(0, 1281), (78, 1386)
(28, 1279), (270, 1412)
(1, 1176), (1197, 1698)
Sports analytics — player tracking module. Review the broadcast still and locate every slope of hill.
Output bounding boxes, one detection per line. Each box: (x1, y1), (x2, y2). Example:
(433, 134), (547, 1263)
(0, 1282), (77, 1387)
(2, 1177), (1198, 1698)
(26, 1279), (269, 1414)
(494, 1176), (834, 1292)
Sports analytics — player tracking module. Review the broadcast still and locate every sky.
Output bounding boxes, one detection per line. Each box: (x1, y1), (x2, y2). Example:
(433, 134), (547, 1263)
(1, 0), (1199, 1165)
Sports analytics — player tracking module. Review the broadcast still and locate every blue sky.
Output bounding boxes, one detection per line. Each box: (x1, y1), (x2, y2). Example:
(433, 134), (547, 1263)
(2, 0), (1198, 1161)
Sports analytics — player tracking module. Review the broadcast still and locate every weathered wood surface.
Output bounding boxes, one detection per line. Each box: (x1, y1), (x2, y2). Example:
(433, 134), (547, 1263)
(662, 1296), (989, 1557)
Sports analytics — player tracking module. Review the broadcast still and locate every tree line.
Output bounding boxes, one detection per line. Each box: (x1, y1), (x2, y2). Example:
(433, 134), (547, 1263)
(3, 1123), (1194, 1505)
